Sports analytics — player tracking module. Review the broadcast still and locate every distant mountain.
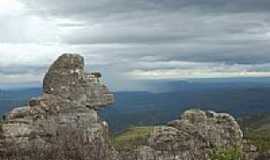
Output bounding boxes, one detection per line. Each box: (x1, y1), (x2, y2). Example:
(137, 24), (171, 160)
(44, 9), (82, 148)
(0, 88), (42, 114)
(1, 80), (270, 132)
(101, 86), (270, 132)
(142, 77), (270, 93)
(240, 113), (270, 133)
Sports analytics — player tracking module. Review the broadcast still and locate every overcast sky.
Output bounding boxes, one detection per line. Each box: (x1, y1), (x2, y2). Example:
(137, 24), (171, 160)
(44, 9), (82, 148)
(0, 0), (270, 90)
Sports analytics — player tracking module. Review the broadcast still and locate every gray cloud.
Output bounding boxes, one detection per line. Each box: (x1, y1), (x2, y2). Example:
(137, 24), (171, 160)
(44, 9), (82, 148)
(0, 0), (270, 90)
(23, 0), (270, 18)
(0, 65), (46, 75)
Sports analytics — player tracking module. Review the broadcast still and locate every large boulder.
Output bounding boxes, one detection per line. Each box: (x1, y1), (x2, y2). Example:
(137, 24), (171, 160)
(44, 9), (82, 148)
(131, 109), (243, 160)
(0, 54), (116, 160)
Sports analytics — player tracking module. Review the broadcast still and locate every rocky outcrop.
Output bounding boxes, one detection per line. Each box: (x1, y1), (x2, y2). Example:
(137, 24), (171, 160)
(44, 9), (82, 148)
(124, 109), (243, 160)
(0, 54), (116, 159)
(43, 54), (113, 108)
(0, 53), (248, 160)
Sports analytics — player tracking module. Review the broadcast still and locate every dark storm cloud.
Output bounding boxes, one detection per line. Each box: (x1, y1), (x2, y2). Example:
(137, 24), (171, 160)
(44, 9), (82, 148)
(21, 0), (270, 62)
(1, 0), (270, 88)
(24, 0), (270, 17)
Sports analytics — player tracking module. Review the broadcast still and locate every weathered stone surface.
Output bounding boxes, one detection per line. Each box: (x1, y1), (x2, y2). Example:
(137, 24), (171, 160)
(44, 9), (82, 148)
(133, 109), (243, 160)
(242, 140), (259, 160)
(0, 54), (116, 159)
(43, 54), (113, 108)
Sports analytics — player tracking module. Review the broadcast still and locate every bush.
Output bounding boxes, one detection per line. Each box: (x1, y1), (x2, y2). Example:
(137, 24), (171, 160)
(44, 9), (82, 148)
(210, 147), (241, 160)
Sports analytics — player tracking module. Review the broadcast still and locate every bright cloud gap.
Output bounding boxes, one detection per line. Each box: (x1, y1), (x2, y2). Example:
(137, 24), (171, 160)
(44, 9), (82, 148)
(128, 61), (270, 80)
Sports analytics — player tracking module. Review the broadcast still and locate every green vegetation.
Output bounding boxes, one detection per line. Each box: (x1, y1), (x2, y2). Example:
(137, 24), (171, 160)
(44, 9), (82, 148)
(245, 130), (270, 152)
(239, 113), (270, 153)
(210, 147), (241, 160)
(112, 126), (154, 151)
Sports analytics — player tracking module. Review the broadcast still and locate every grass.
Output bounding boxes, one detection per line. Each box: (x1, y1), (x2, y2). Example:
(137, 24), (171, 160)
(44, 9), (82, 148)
(245, 129), (270, 152)
(210, 147), (241, 160)
(112, 126), (155, 151)
(239, 113), (270, 153)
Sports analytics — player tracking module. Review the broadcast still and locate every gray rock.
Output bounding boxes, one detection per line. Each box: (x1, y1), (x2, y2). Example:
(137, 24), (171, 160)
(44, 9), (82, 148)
(43, 53), (113, 108)
(134, 109), (243, 160)
(0, 53), (116, 160)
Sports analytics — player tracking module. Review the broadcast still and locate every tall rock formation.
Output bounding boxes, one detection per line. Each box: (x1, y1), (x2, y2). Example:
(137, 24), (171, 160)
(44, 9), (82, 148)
(0, 54), (116, 159)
